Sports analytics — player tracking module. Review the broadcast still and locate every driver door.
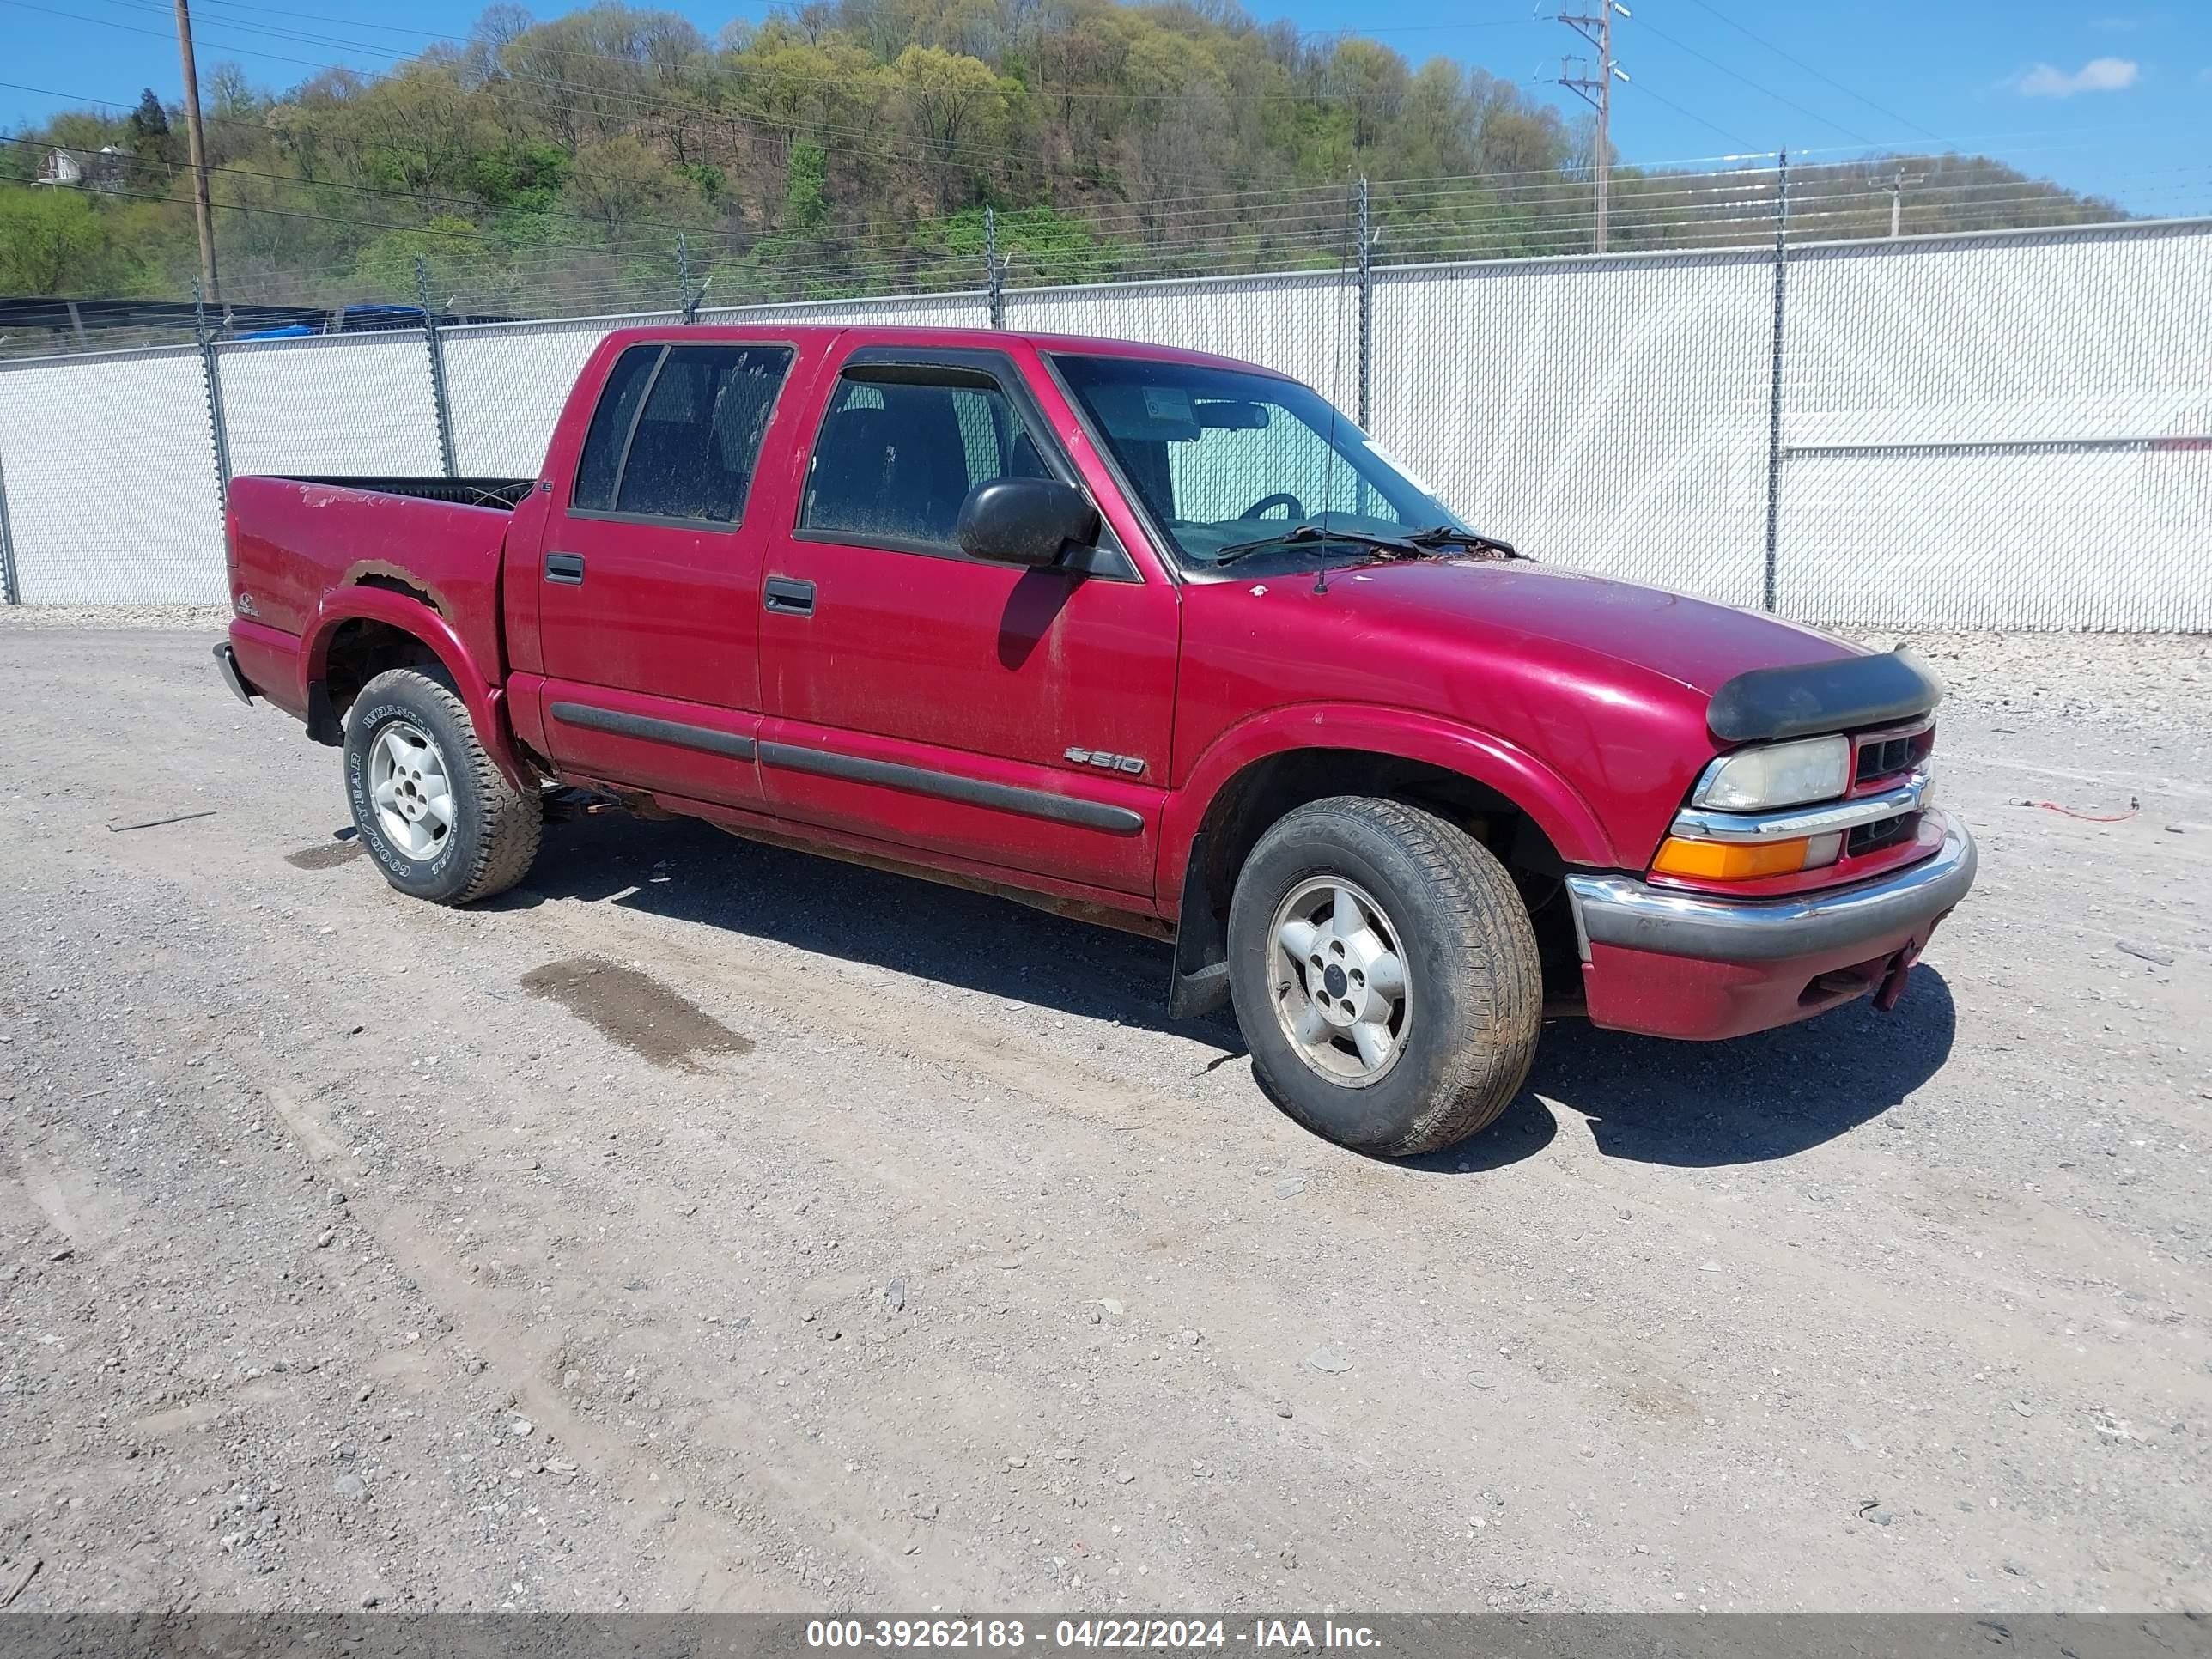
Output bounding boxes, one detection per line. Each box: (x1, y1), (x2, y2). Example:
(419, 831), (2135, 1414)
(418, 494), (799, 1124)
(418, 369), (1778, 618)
(757, 347), (1179, 896)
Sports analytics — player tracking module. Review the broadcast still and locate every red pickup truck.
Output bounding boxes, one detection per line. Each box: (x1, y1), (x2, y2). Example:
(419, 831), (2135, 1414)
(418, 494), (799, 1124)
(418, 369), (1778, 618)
(217, 324), (1975, 1157)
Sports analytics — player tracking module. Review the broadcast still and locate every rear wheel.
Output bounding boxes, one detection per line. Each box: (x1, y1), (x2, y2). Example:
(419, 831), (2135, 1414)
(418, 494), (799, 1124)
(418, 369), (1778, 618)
(343, 667), (540, 904)
(1226, 796), (1542, 1157)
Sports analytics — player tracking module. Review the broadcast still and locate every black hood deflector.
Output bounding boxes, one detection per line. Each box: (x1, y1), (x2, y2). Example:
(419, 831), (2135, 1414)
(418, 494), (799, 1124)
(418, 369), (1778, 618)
(1707, 648), (1944, 744)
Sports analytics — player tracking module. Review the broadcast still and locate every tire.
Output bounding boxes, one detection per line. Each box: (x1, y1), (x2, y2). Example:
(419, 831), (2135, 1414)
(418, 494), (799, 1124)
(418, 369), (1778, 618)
(343, 666), (541, 905)
(1225, 796), (1542, 1158)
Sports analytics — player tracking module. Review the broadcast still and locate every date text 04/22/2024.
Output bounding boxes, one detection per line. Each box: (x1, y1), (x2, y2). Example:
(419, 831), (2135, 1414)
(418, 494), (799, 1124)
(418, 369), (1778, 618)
(804, 1620), (1383, 1650)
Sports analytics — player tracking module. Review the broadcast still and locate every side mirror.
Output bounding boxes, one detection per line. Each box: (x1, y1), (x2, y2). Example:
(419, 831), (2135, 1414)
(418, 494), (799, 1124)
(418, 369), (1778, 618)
(957, 477), (1100, 568)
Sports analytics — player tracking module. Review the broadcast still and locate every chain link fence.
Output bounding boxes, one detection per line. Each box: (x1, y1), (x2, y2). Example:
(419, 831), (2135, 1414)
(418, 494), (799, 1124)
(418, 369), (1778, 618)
(218, 330), (447, 480)
(1, 215), (2206, 629)
(1378, 247), (1783, 609)
(0, 343), (224, 603)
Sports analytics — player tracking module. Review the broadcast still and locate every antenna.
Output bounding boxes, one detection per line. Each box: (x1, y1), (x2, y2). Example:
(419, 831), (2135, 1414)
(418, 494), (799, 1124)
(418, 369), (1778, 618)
(1556, 1), (1631, 253)
(1316, 179), (1355, 596)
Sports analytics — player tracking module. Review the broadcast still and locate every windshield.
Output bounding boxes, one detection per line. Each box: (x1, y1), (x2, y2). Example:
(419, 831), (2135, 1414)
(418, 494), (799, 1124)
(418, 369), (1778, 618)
(1051, 354), (1469, 574)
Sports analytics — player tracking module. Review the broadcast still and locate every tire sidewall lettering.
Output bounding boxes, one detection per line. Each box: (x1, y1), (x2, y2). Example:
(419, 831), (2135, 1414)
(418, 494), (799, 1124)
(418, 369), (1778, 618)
(347, 696), (470, 890)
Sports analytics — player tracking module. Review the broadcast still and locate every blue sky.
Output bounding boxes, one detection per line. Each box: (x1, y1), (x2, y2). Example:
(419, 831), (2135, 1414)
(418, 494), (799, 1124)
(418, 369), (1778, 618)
(3, 0), (2206, 215)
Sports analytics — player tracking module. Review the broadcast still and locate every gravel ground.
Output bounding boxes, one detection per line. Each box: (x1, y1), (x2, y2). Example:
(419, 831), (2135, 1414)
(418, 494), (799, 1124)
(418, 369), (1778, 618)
(1, 619), (2207, 1616)
(0, 604), (231, 632)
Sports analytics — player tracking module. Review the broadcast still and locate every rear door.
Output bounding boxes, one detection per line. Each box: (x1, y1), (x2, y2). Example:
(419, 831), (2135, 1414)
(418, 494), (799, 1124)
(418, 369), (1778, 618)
(757, 346), (1179, 896)
(533, 339), (799, 804)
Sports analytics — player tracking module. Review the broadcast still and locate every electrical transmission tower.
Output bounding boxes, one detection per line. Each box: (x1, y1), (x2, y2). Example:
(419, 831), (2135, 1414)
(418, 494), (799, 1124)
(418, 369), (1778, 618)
(1557, 2), (1631, 253)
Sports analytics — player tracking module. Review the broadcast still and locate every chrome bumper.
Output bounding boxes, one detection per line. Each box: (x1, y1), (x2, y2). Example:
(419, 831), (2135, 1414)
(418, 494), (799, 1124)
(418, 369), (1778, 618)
(1564, 813), (1977, 964)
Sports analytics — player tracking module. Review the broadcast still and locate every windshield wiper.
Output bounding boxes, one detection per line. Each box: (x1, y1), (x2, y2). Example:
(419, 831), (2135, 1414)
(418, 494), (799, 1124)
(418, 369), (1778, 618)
(1213, 522), (1431, 567)
(1407, 524), (1520, 558)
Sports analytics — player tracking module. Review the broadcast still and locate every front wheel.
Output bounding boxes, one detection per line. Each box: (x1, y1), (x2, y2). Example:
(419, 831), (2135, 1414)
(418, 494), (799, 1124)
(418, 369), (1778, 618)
(1225, 797), (1542, 1157)
(343, 667), (541, 905)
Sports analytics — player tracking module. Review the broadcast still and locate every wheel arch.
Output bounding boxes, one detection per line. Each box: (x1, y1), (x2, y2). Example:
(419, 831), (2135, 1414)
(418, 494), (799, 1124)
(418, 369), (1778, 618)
(304, 586), (535, 793)
(1160, 708), (1611, 1018)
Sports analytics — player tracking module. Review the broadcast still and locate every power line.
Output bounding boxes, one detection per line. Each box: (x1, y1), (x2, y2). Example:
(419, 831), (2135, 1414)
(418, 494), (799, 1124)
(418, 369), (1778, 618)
(1674, 0), (1944, 144)
(1618, 75), (1756, 154)
(1626, 10), (1875, 148)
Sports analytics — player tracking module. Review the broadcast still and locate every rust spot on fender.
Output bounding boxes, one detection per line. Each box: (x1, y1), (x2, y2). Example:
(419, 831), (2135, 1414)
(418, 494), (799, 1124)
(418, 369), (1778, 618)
(342, 561), (452, 618)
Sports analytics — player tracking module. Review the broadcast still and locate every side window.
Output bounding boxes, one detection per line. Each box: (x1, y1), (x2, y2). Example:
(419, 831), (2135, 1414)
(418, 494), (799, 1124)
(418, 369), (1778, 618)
(612, 344), (793, 523)
(573, 344), (659, 513)
(801, 371), (1050, 549)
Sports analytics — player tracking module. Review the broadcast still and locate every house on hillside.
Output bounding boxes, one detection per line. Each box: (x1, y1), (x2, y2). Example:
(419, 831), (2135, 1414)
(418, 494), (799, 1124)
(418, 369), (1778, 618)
(35, 146), (129, 192)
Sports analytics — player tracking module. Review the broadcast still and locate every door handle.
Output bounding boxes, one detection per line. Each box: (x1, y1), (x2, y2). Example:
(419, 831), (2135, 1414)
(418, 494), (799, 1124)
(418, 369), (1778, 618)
(544, 553), (585, 585)
(763, 576), (815, 617)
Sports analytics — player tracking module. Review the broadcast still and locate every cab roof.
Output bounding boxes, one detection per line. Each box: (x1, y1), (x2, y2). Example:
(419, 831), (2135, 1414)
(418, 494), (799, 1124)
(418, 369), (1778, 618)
(596, 322), (1292, 380)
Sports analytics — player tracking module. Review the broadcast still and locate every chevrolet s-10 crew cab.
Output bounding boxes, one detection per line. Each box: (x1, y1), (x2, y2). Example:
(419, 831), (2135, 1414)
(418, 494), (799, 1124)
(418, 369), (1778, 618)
(216, 324), (1977, 1157)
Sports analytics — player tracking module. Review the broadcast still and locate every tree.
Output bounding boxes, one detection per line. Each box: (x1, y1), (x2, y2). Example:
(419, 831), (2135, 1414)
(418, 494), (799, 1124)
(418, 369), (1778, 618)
(209, 64), (265, 123)
(351, 214), (490, 301)
(125, 89), (173, 161)
(560, 134), (706, 233)
(884, 44), (1015, 213)
(0, 186), (123, 292)
(785, 137), (830, 229)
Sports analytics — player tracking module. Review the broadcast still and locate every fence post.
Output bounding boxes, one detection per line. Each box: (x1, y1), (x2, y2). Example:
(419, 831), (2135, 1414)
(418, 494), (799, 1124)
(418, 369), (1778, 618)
(0, 450), (20, 605)
(1356, 175), (1373, 429)
(194, 277), (233, 505)
(416, 258), (459, 480)
(985, 206), (1005, 329)
(1762, 149), (1790, 614)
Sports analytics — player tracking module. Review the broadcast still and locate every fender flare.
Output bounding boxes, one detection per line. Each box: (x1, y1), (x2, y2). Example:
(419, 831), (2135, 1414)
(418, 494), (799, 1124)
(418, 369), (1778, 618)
(1158, 702), (1617, 915)
(302, 587), (534, 793)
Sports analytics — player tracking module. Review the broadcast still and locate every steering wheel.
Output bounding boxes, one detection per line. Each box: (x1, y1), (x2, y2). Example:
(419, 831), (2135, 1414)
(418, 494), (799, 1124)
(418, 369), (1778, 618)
(1241, 491), (1305, 521)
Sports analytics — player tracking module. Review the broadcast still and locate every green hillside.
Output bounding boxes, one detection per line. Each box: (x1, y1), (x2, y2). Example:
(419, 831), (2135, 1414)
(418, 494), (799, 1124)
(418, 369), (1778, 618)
(0, 0), (2129, 320)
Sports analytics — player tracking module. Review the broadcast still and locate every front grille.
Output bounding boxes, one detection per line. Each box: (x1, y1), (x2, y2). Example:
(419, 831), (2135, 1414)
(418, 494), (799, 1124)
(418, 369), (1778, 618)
(1848, 813), (1915, 857)
(1855, 733), (1917, 784)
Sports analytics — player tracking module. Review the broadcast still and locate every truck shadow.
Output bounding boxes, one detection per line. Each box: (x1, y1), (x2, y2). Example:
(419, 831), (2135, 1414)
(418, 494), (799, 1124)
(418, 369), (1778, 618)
(489, 809), (1244, 1052)
(1516, 969), (1958, 1169)
(490, 811), (1957, 1165)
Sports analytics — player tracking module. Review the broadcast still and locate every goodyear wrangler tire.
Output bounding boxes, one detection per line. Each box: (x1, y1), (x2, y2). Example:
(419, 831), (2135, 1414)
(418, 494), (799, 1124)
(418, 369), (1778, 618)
(1225, 796), (1542, 1157)
(343, 667), (540, 905)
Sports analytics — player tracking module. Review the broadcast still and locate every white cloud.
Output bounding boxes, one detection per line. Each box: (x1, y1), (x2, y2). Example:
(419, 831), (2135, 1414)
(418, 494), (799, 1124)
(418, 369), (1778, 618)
(2016, 57), (2141, 96)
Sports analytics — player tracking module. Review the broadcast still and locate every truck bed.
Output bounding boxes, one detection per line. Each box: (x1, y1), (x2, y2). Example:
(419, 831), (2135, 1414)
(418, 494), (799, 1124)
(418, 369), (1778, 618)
(277, 475), (536, 510)
(225, 473), (527, 709)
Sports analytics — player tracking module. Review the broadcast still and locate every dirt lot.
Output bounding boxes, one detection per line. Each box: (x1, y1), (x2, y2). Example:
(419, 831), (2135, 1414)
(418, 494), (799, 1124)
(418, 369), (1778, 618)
(1, 617), (2207, 1615)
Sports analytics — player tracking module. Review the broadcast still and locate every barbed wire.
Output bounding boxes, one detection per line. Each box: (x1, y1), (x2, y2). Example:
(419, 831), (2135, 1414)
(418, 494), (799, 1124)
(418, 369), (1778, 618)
(9, 139), (2201, 348)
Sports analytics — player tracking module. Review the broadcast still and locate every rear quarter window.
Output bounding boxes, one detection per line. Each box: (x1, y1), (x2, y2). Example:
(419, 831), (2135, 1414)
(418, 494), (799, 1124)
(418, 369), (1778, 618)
(571, 343), (794, 525)
(573, 345), (659, 513)
(615, 345), (793, 523)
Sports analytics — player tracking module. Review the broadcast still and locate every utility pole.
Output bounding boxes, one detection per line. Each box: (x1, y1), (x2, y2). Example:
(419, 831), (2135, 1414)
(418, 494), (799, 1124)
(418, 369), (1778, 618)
(1558, 2), (1631, 254)
(984, 205), (1004, 329)
(173, 0), (220, 303)
(1881, 167), (1924, 239)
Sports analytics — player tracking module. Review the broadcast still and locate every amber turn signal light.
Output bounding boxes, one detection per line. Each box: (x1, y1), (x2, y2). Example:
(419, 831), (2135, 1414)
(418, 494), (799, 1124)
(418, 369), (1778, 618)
(1651, 831), (1843, 881)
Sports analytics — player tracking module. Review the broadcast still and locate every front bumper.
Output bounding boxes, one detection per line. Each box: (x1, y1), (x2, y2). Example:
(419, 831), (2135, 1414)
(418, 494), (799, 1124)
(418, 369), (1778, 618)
(1561, 812), (1976, 1039)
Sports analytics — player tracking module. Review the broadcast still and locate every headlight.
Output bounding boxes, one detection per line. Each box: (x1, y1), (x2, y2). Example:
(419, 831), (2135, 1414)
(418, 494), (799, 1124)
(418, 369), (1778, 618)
(1692, 735), (1850, 811)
